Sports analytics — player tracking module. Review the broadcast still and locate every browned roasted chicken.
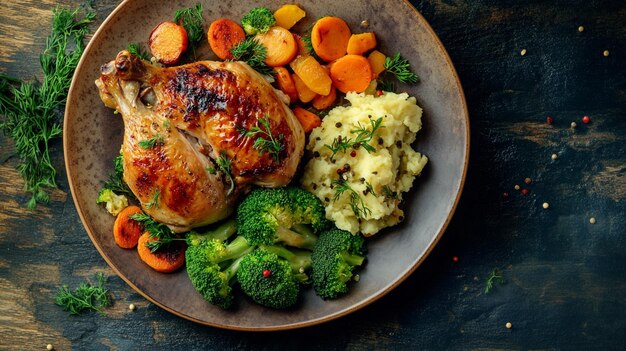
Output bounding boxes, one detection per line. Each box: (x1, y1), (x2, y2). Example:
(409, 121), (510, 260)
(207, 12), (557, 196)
(96, 51), (304, 232)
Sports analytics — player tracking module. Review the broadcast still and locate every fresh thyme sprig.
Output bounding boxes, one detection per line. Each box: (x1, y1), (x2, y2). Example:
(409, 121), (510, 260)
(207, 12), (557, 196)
(174, 3), (204, 58)
(238, 114), (284, 163)
(207, 151), (235, 195)
(138, 134), (164, 149)
(55, 273), (110, 315)
(384, 52), (420, 84)
(229, 37), (275, 76)
(101, 154), (135, 198)
(129, 212), (184, 252)
(332, 179), (371, 219)
(127, 42), (150, 60)
(0, 8), (94, 209)
(324, 117), (384, 160)
(144, 189), (160, 209)
(485, 268), (506, 294)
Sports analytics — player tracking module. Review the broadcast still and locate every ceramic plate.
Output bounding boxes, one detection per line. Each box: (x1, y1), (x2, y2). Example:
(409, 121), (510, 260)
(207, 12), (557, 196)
(64, 0), (469, 330)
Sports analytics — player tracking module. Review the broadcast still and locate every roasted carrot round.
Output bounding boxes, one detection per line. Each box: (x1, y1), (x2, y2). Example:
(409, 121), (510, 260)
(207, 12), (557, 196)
(113, 206), (143, 249)
(255, 26), (298, 67)
(148, 21), (189, 65)
(207, 18), (246, 60)
(274, 67), (298, 103)
(137, 233), (186, 273)
(292, 73), (317, 103)
(329, 54), (373, 93)
(311, 17), (352, 62)
(293, 107), (322, 133)
(312, 86), (337, 110)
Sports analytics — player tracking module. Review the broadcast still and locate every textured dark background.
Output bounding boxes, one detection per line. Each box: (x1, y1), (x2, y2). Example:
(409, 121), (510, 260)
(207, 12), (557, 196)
(1, 0), (625, 349)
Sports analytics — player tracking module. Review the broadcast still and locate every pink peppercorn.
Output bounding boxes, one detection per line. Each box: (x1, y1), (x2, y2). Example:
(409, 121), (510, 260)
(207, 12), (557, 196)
(582, 115), (590, 124)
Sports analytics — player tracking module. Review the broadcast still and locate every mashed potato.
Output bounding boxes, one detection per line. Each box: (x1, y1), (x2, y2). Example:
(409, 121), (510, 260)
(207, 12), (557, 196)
(300, 92), (428, 236)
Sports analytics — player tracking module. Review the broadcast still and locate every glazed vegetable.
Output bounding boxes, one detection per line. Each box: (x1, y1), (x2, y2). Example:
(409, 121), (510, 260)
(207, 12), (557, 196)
(346, 32), (377, 55)
(137, 232), (186, 273)
(236, 187), (331, 249)
(274, 67), (299, 103)
(112, 206), (143, 248)
(311, 228), (366, 299)
(241, 7), (276, 35)
(273, 4), (306, 30)
(293, 33), (308, 56)
(229, 37), (275, 76)
(293, 107), (322, 133)
(97, 189), (128, 216)
(255, 26), (298, 67)
(367, 50), (387, 79)
(149, 21), (189, 64)
(312, 86), (337, 110)
(292, 73), (317, 103)
(330, 54), (373, 93)
(289, 55), (332, 95)
(207, 18), (246, 60)
(310, 16), (351, 62)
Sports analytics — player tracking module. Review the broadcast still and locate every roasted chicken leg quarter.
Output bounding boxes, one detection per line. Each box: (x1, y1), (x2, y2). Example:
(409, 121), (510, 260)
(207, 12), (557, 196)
(96, 51), (305, 232)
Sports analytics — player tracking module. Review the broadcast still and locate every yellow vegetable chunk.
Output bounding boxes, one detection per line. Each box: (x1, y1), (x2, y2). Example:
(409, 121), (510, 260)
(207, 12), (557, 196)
(289, 55), (332, 96)
(347, 32), (377, 55)
(292, 73), (317, 103)
(274, 4), (306, 30)
(367, 50), (387, 78)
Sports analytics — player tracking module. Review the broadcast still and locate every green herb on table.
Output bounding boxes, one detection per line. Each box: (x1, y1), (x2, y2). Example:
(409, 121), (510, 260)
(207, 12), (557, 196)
(127, 42), (150, 60)
(55, 273), (111, 315)
(0, 8), (94, 209)
(384, 52), (420, 84)
(332, 179), (371, 219)
(485, 268), (506, 294)
(324, 117), (384, 160)
(238, 114), (284, 163)
(229, 37), (275, 76)
(129, 212), (184, 252)
(144, 189), (160, 209)
(174, 3), (204, 58)
(138, 134), (164, 149)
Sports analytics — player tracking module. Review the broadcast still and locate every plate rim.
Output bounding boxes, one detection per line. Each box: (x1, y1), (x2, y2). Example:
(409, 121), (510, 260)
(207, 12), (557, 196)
(63, 0), (470, 331)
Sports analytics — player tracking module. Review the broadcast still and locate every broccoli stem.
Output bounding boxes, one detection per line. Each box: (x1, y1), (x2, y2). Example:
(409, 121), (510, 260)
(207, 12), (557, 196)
(340, 252), (365, 267)
(261, 245), (312, 272)
(187, 218), (237, 245)
(224, 255), (246, 282)
(276, 226), (317, 250)
(221, 236), (253, 262)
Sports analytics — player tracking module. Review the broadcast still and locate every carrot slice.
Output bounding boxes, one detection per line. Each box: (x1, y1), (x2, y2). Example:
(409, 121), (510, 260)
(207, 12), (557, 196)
(255, 26), (298, 67)
(293, 107), (322, 133)
(329, 54), (373, 93)
(137, 233), (186, 273)
(289, 55), (332, 95)
(347, 32), (377, 55)
(293, 33), (308, 56)
(207, 18), (246, 60)
(311, 17), (351, 62)
(113, 206), (143, 249)
(367, 50), (387, 78)
(312, 86), (337, 110)
(292, 73), (317, 103)
(149, 21), (188, 65)
(274, 67), (298, 103)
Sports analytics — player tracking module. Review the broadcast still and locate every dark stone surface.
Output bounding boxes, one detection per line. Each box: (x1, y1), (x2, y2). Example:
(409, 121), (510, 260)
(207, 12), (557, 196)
(0, 0), (624, 349)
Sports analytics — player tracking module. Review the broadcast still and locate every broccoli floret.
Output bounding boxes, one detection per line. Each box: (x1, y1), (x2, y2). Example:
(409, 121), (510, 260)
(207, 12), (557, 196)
(261, 245), (312, 283)
(185, 218), (237, 246)
(185, 236), (253, 309)
(237, 248), (301, 309)
(236, 187), (331, 249)
(311, 229), (366, 299)
(241, 7), (275, 35)
(96, 188), (128, 216)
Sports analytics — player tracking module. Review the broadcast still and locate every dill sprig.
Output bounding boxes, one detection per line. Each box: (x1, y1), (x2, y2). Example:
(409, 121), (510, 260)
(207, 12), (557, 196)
(377, 79), (396, 93)
(484, 268), (506, 294)
(144, 189), (160, 209)
(382, 185), (399, 200)
(174, 3), (204, 58)
(212, 152), (235, 195)
(55, 273), (111, 315)
(324, 117), (384, 160)
(129, 212), (184, 252)
(332, 179), (371, 219)
(238, 114), (284, 163)
(101, 153), (135, 198)
(229, 37), (275, 76)
(127, 42), (150, 61)
(384, 52), (420, 84)
(302, 34), (320, 60)
(0, 8), (94, 209)
(138, 134), (164, 149)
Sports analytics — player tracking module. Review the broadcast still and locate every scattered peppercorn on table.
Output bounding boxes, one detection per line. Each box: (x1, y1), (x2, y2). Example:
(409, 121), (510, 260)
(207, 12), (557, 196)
(0, 0), (624, 349)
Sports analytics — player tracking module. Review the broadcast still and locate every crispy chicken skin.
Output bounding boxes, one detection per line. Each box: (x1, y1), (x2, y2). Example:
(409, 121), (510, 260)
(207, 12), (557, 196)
(96, 51), (304, 231)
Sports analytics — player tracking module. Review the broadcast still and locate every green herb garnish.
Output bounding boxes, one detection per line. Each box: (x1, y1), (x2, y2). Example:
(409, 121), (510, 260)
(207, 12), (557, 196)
(377, 79), (396, 92)
(324, 117), (384, 160)
(332, 179), (371, 219)
(138, 134), (164, 149)
(0, 8), (94, 209)
(101, 153), (135, 198)
(230, 37), (275, 76)
(382, 185), (399, 200)
(302, 34), (320, 60)
(238, 114), (284, 163)
(485, 268), (506, 294)
(144, 189), (160, 209)
(127, 42), (150, 60)
(214, 151), (235, 195)
(55, 273), (110, 315)
(384, 52), (420, 84)
(129, 212), (183, 252)
(174, 3), (204, 58)
(364, 181), (377, 197)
